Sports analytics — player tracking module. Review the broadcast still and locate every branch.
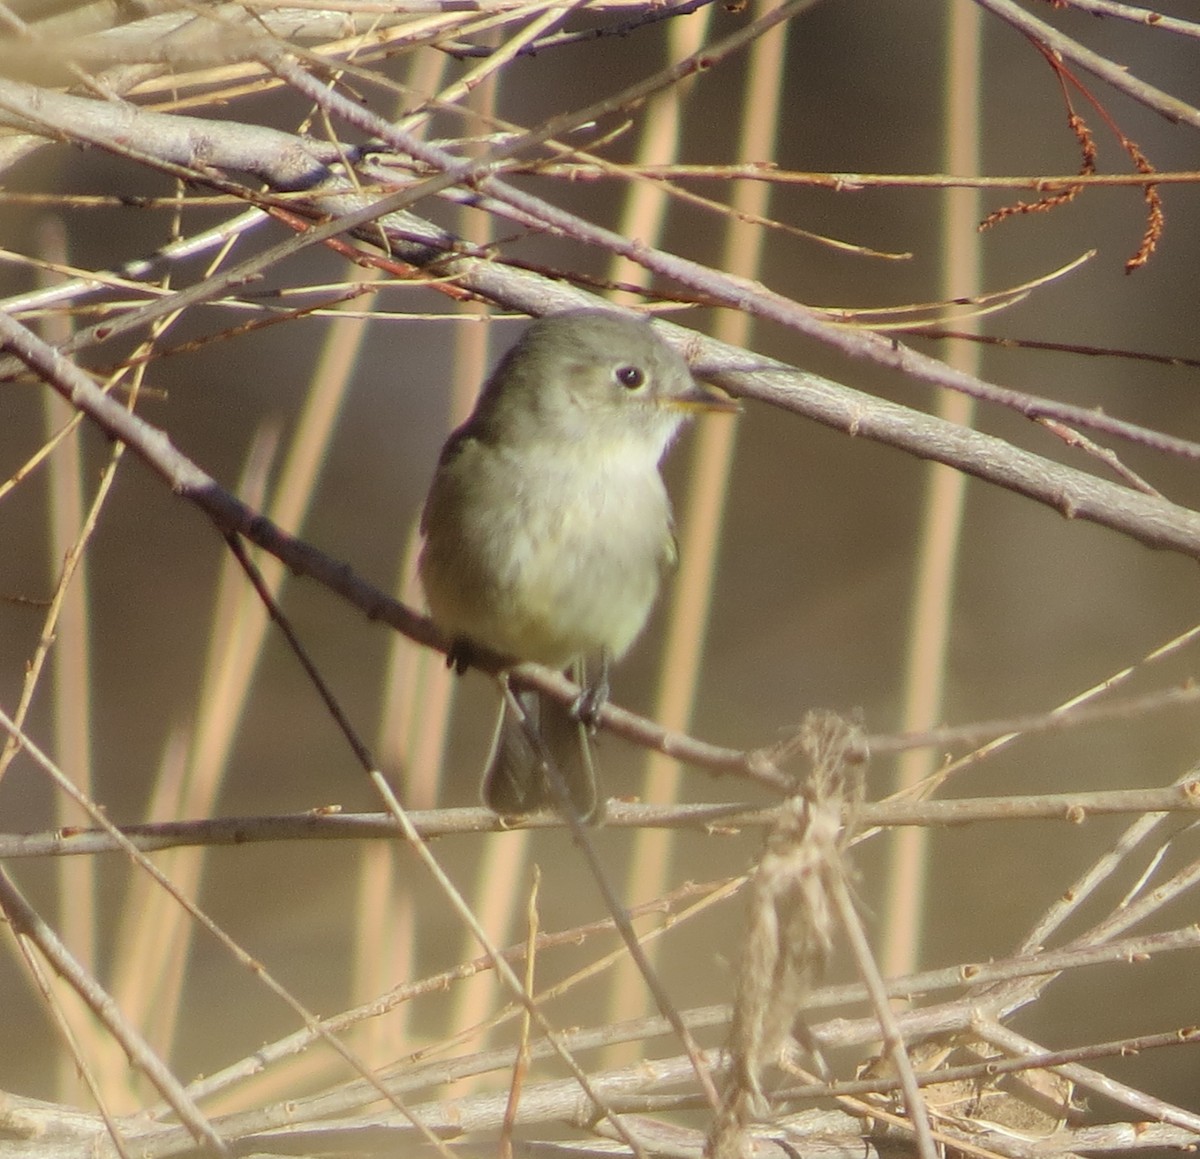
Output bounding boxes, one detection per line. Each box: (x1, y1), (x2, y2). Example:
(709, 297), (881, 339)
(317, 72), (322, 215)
(0, 77), (341, 189)
(0, 869), (226, 1153)
(5, 79), (1200, 561)
(973, 0), (1200, 128)
(4, 783), (1198, 859)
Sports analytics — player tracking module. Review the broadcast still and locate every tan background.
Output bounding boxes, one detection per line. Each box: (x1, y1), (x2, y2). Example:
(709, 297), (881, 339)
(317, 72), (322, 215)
(0, 0), (1198, 1141)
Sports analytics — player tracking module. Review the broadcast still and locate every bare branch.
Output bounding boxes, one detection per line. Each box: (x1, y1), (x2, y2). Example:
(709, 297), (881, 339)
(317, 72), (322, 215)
(973, 0), (1200, 128)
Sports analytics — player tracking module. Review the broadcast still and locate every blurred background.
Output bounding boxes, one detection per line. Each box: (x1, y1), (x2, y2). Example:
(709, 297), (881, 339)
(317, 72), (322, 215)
(0, 0), (1198, 1152)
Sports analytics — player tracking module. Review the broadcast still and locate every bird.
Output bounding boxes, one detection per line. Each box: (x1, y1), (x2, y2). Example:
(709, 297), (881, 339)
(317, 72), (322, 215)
(418, 309), (736, 820)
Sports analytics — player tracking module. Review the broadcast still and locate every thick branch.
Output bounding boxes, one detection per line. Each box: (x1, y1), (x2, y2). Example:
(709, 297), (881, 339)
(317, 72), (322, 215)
(0, 77), (341, 188)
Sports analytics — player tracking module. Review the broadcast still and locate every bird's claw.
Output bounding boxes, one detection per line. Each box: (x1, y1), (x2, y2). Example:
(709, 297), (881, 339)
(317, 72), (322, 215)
(446, 639), (474, 675)
(571, 679), (609, 732)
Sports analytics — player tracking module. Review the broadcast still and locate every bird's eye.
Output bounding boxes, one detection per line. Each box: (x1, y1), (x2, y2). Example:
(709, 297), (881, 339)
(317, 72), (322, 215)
(615, 365), (646, 390)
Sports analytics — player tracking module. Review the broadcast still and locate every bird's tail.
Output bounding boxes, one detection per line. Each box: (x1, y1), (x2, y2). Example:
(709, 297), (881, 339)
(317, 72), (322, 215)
(481, 687), (600, 822)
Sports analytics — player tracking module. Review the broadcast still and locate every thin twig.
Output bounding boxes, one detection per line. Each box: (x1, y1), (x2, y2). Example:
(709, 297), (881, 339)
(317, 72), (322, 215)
(4, 781), (1200, 860)
(0, 865), (228, 1154)
(0, 708), (454, 1159)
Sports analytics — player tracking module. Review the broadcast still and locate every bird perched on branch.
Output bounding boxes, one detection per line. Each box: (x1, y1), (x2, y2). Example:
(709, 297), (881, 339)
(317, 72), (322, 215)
(419, 310), (736, 820)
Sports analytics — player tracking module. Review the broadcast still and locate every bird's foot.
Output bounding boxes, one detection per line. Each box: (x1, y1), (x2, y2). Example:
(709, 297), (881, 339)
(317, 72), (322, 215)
(570, 653), (611, 732)
(446, 639), (475, 675)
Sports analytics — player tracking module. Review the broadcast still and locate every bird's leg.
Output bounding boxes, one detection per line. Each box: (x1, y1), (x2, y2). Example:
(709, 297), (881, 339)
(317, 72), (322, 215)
(570, 650), (611, 732)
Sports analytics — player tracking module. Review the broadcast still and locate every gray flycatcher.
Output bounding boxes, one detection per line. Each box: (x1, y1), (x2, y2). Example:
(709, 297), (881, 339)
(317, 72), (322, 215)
(418, 310), (735, 820)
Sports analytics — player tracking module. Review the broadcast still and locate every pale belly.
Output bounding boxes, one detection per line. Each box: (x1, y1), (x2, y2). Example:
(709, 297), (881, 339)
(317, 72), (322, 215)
(420, 443), (673, 668)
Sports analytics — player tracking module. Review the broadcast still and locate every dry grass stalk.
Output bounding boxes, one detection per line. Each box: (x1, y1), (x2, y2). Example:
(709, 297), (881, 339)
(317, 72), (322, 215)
(708, 711), (864, 1158)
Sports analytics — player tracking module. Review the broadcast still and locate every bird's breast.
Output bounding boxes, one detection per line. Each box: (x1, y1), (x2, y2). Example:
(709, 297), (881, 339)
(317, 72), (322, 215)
(420, 439), (674, 667)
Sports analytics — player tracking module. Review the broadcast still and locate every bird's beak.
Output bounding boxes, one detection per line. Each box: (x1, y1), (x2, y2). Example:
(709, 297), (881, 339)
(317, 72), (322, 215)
(667, 384), (741, 415)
